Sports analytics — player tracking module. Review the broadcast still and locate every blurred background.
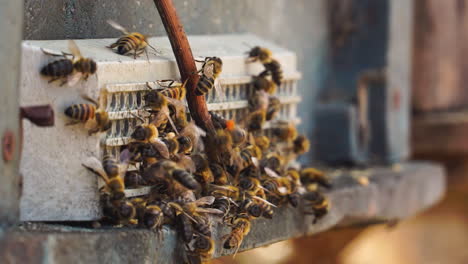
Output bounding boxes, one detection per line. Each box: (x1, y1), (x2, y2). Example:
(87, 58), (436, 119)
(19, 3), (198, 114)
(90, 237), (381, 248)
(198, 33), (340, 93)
(22, 0), (468, 263)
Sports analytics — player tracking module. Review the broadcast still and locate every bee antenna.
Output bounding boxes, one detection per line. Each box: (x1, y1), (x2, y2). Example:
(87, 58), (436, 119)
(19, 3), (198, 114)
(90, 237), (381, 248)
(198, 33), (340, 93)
(243, 42), (253, 48)
(147, 43), (161, 55)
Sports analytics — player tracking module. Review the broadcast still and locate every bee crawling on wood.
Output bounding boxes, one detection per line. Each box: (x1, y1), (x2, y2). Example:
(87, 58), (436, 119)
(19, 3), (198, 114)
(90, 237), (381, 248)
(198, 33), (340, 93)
(107, 20), (161, 59)
(40, 40), (97, 86)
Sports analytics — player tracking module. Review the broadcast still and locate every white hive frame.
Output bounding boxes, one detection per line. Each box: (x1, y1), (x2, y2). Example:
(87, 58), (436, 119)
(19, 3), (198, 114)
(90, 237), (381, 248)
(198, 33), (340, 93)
(19, 34), (301, 221)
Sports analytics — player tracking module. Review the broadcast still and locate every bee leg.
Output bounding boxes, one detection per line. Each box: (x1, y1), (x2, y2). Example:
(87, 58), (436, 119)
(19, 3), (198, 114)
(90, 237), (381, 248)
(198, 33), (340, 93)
(88, 127), (100, 136)
(65, 120), (81, 126)
(81, 95), (99, 107)
(59, 79), (68, 86)
(145, 48), (150, 63)
(84, 74), (89, 81)
(48, 77), (60, 83)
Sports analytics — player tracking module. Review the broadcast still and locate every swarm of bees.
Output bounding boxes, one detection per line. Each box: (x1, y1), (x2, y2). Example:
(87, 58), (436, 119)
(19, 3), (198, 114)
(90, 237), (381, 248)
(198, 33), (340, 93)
(40, 30), (331, 263)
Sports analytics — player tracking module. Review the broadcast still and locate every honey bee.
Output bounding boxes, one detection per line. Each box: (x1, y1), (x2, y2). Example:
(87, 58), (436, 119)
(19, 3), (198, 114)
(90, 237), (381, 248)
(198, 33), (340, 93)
(82, 155), (136, 224)
(193, 216), (212, 237)
(157, 79), (188, 100)
(187, 235), (215, 264)
(254, 136), (270, 152)
(241, 198), (263, 218)
(192, 154), (214, 185)
(262, 177), (293, 197)
(211, 196), (231, 217)
(223, 213), (251, 256)
(161, 136), (180, 157)
(143, 84), (180, 133)
(300, 168), (332, 189)
(107, 20), (160, 59)
(252, 71), (277, 94)
(302, 191), (330, 223)
(272, 121), (297, 142)
(292, 134), (310, 155)
(143, 160), (200, 190)
(179, 121), (206, 153)
(240, 165), (260, 179)
(41, 40), (97, 86)
(209, 111), (228, 130)
(266, 96), (281, 121)
(130, 120), (159, 143)
(124, 171), (146, 188)
(170, 196), (224, 218)
(228, 125), (248, 148)
(176, 211), (194, 243)
(246, 110), (266, 132)
(142, 204), (164, 229)
(240, 145), (262, 168)
(209, 163), (229, 185)
(239, 177), (265, 198)
(195, 57), (223, 96)
(64, 95), (111, 135)
(177, 135), (194, 154)
(248, 90), (269, 112)
(209, 185), (240, 201)
(246, 46), (283, 86)
(262, 153), (284, 173)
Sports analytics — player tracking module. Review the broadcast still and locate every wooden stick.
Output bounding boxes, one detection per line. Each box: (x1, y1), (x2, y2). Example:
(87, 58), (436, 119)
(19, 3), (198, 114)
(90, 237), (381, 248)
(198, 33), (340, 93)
(153, 0), (214, 134)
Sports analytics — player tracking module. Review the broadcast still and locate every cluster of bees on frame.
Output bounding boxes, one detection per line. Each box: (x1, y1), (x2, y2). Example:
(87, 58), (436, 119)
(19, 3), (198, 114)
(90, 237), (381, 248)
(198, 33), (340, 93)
(39, 21), (331, 264)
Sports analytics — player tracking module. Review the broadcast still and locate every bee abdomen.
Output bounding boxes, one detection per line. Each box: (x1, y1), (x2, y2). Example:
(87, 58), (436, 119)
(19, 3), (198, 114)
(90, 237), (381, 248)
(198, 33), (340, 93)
(195, 75), (214, 96)
(103, 155), (120, 177)
(41, 59), (73, 77)
(172, 169), (199, 190)
(64, 104), (96, 121)
(116, 36), (138, 55)
(74, 59), (97, 74)
(265, 60), (283, 86)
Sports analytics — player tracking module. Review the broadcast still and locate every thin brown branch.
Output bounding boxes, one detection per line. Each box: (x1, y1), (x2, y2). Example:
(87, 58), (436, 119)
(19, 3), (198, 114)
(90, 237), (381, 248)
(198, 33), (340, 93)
(153, 0), (214, 134)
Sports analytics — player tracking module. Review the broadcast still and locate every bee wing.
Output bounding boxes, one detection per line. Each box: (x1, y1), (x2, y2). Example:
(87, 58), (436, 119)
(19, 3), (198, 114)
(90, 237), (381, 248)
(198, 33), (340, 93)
(175, 154), (196, 173)
(264, 167), (281, 178)
(251, 157), (260, 167)
(209, 184), (237, 193)
(82, 156), (109, 182)
(193, 196), (215, 206)
(67, 71), (83, 87)
(107, 19), (130, 34)
(195, 208), (225, 215)
(252, 196), (278, 208)
(214, 79), (226, 102)
(203, 63), (215, 77)
(146, 42), (164, 55)
(84, 118), (98, 130)
(277, 186), (289, 195)
(152, 139), (170, 159)
(68, 40), (83, 58)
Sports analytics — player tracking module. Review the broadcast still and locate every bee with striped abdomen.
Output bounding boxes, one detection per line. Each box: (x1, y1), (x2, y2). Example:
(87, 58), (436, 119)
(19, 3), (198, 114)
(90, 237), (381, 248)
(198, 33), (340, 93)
(41, 40), (97, 86)
(107, 20), (161, 59)
(64, 95), (111, 135)
(195, 57), (223, 97)
(157, 79), (188, 100)
(82, 154), (136, 225)
(302, 191), (330, 224)
(223, 213), (251, 256)
(246, 46), (283, 86)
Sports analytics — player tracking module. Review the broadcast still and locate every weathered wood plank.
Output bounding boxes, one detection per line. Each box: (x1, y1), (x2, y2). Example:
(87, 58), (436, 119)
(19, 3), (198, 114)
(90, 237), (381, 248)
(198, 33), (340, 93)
(0, 162), (445, 263)
(0, 0), (23, 226)
(412, 0), (468, 112)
